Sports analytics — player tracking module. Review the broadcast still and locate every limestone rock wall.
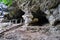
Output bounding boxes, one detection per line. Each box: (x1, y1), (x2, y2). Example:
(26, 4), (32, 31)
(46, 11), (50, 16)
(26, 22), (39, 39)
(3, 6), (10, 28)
(5, 0), (60, 26)
(14, 0), (60, 11)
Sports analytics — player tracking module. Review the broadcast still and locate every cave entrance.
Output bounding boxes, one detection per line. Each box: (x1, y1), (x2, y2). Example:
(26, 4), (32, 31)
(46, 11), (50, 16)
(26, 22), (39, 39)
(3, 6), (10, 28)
(31, 9), (49, 26)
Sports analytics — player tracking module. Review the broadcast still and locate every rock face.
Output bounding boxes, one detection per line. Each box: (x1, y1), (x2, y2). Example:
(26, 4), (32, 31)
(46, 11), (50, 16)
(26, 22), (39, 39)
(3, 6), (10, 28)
(3, 0), (60, 26)
(14, 0), (60, 11)
(12, 0), (60, 26)
(45, 4), (60, 26)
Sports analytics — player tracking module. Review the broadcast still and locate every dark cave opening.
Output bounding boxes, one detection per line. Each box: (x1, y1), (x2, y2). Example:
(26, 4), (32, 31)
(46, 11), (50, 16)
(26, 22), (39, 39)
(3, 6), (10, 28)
(53, 20), (60, 26)
(4, 9), (25, 23)
(4, 9), (49, 25)
(31, 9), (49, 26)
(13, 9), (49, 25)
(12, 9), (25, 23)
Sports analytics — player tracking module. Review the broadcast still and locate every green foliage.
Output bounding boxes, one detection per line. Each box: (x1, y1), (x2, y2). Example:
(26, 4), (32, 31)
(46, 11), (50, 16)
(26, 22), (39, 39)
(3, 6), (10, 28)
(0, 0), (2, 3)
(0, 0), (12, 7)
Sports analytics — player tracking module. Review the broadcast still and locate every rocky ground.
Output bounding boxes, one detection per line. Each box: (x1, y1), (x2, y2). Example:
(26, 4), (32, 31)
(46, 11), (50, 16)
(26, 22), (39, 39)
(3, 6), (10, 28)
(0, 23), (60, 40)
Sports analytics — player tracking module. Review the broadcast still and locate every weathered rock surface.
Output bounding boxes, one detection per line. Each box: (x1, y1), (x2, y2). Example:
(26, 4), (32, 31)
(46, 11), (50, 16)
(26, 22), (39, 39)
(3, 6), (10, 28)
(10, 0), (60, 26)
(0, 25), (60, 40)
(14, 0), (60, 11)
(45, 4), (60, 26)
(3, 0), (60, 26)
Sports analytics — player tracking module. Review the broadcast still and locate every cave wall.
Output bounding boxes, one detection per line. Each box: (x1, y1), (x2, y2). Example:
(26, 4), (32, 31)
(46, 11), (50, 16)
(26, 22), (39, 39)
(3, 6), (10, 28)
(4, 0), (60, 25)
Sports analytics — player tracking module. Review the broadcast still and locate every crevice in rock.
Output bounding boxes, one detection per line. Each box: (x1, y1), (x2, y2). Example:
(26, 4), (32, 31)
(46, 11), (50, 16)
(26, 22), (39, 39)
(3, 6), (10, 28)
(53, 20), (60, 26)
